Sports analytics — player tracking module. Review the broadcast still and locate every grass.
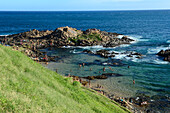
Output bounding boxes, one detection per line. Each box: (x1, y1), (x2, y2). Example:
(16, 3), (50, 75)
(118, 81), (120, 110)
(0, 45), (130, 113)
(69, 33), (102, 43)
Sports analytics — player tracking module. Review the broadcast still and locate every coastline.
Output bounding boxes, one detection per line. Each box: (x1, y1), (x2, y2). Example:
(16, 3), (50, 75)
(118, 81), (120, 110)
(0, 45), (131, 113)
(0, 26), (169, 113)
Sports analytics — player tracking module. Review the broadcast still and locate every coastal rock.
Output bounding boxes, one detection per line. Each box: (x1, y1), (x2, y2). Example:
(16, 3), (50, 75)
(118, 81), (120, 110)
(83, 73), (123, 80)
(0, 26), (135, 48)
(84, 29), (100, 35)
(83, 49), (94, 54)
(19, 29), (53, 39)
(77, 39), (91, 46)
(0, 26), (136, 63)
(157, 49), (170, 62)
(52, 26), (83, 39)
(131, 52), (143, 56)
(96, 50), (110, 58)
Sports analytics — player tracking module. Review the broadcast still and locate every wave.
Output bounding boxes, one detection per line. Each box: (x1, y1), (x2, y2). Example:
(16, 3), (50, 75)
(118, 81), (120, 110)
(109, 50), (169, 65)
(0, 35), (9, 36)
(127, 35), (149, 43)
(167, 40), (170, 43)
(147, 45), (170, 54)
(70, 49), (82, 54)
(62, 45), (104, 49)
(131, 58), (169, 65)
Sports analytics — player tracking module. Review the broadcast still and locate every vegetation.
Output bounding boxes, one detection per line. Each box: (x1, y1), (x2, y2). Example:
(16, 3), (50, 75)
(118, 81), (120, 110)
(0, 45), (130, 113)
(69, 33), (102, 43)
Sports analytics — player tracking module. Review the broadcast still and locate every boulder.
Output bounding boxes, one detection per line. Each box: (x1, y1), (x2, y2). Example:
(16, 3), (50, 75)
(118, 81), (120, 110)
(83, 73), (123, 80)
(83, 49), (94, 54)
(84, 29), (100, 35)
(157, 49), (170, 62)
(96, 50), (110, 58)
(53, 26), (83, 39)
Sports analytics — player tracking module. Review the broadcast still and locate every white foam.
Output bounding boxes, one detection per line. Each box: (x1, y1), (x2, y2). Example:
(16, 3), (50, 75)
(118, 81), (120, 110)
(62, 46), (73, 48)
(71, 49), (81, 54)
(116, 35), (124, 39)
(102, 63), (108, 65)
(147, 45), (170, 54)
(167, 40), (170, 43)
(130, 56), (169, 65)
(119, 44), (130, 47)
(0, 35), (9, 36)
(152, 59), (169, 64)
(113, 54), (127, 59)
(127, 35), (149, 43)
(62, 45), (104, 49)
(76, 45), (104, 49)
(113, 53), (140, 61)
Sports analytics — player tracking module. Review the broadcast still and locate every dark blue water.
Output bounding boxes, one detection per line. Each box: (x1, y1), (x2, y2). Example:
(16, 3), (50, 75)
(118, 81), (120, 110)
(0, 10), (170, 111)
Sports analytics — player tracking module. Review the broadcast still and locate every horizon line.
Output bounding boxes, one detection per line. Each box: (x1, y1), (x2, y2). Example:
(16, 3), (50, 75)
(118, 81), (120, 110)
(0, 8), (170, 12)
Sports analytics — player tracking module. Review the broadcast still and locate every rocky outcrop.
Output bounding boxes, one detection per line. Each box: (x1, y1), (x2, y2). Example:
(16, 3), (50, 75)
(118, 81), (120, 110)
(96, 50), (114, 58)
(83, 49), (143, 59)
(157, 49), (170, 62)
(0, 26), (135, 48)
(52, 26), (83, 39)
(0, 26), (136, 62)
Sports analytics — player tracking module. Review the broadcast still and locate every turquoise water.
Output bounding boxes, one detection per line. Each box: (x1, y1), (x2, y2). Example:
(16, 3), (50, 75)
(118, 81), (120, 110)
(0, 10), (170, 111)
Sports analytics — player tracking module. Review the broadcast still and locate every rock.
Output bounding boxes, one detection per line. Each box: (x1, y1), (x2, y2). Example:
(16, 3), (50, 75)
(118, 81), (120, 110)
(0, 26), (135, 48)
(20, 29), (53, 39)
(121, 36), (134, 42)
(83, 73), (123, 80)
(0, 27), (137, 64)
(102, 73), (123, 77)
(157, 49), (170, 62)
(85, 76), (95, 80)
(111, 51), (119, 54)
(81, 81), (88, 86)
(83, 49), (94, 54)
(127, 55), (133, 57)
(95, 75), (108, 79)
(77, 39), (91, 46)
(131, 52), (143, 56)
(95, 50), (116, 58)
(84, 29), (100, 35)
(52, 26), (83, 39)
(96, 50), (110, 58)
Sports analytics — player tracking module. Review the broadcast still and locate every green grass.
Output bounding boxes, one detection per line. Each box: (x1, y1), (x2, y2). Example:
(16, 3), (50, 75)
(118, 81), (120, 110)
(69, 33), (102, 43)
(0, 45), (130, 113)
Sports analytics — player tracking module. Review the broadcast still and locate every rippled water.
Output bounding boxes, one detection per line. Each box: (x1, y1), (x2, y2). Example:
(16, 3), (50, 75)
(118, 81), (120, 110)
(0, 10), (170, 112)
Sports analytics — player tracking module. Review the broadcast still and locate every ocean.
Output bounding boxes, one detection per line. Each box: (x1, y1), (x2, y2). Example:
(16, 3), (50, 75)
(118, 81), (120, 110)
(0, 10), (170, 112)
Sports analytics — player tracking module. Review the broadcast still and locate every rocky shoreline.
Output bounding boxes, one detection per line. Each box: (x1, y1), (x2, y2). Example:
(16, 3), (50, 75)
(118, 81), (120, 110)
(0, 26), (135, 63)
(1, 26), (167, 113)
(83, 49), (143, 59)
(66, 73), (169, 113)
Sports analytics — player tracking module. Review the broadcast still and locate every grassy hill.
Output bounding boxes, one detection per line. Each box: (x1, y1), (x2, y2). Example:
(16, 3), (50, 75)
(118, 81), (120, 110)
(0, 45), (130, 113)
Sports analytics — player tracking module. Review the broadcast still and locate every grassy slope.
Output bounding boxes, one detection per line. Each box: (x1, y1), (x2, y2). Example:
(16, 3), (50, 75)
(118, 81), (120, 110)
(0, 45), (130, 113)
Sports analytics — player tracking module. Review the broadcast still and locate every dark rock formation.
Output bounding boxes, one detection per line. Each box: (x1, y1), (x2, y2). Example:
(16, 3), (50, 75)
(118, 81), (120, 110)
(83, 73), (123, 80)
(0, 26), (136, 62)
(157, 49), (170, 62)
(83, 49), (94, 54)
(96, 50), (111, 58)
(0, 26), (135, 48)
